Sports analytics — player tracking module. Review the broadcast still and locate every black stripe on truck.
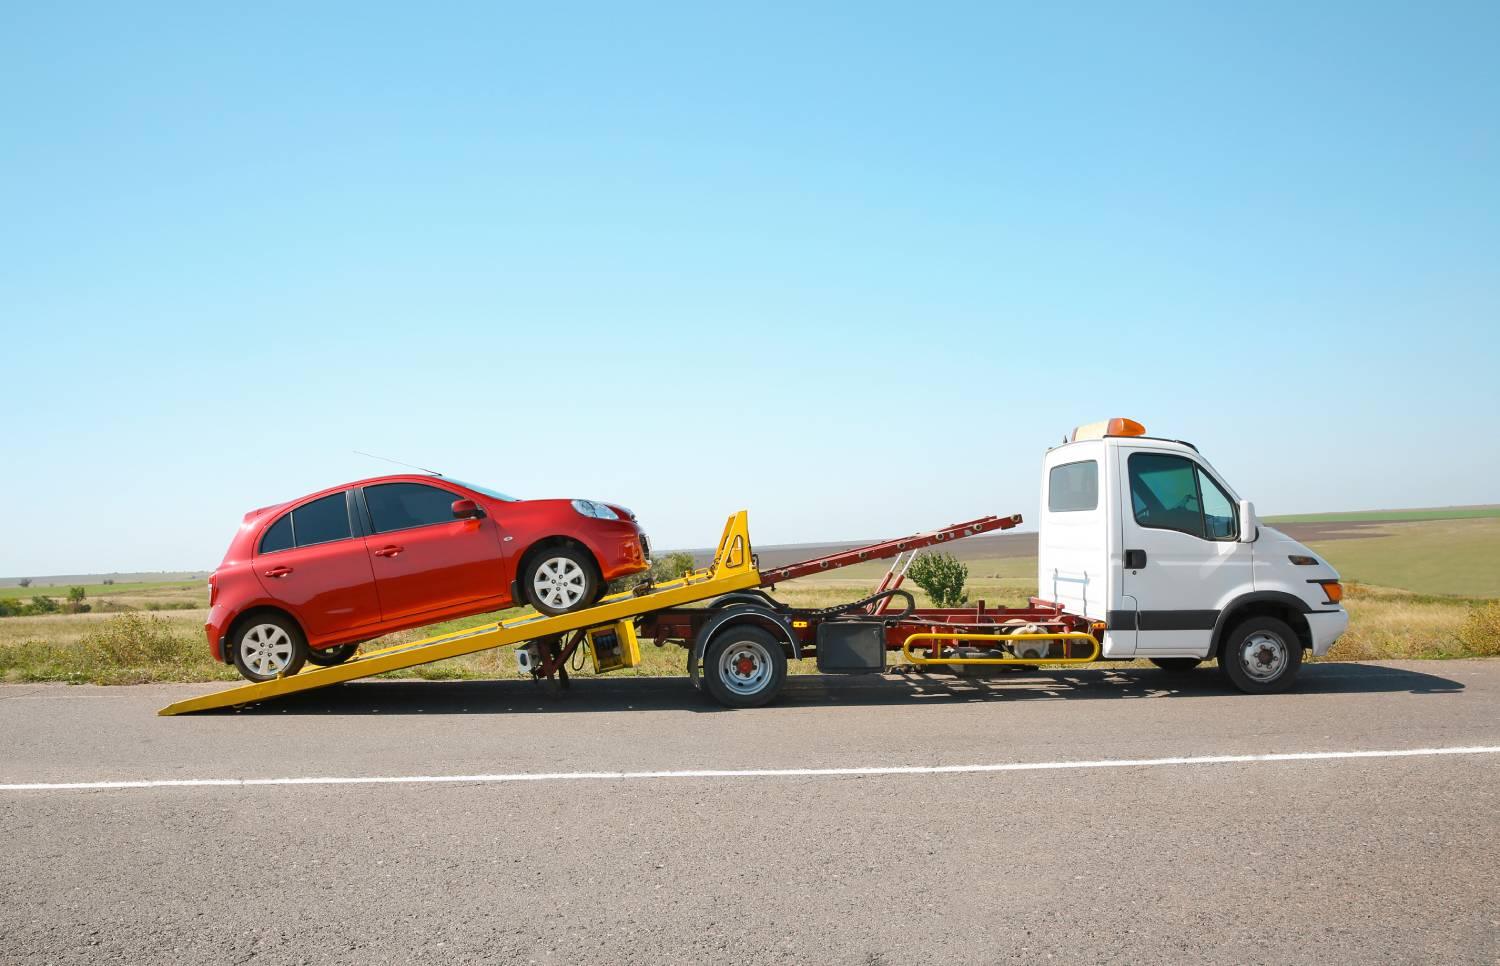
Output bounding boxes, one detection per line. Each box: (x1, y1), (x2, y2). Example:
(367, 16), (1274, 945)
(1106, 610), (1220, 631)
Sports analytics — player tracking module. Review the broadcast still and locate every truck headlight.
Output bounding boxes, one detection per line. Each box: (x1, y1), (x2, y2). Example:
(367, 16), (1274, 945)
(571, 499), (619, 521)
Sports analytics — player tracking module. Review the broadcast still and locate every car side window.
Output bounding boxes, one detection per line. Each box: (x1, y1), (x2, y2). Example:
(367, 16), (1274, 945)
(1048, 460), (1098, 512)
(259, 514), (294, 554)
(292, 493), (352, 547)
(365, 482), (460, 534)
(1128, 453), (1239, 542)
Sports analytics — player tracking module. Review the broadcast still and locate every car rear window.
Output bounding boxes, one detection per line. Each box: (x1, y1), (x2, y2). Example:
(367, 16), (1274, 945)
(292, 493), (352, 547)
(259, 514), (294, 554)
(365, 482), (460, 533)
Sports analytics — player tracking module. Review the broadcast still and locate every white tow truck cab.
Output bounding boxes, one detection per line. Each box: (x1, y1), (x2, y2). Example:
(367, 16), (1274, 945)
(1039, 418), (1349, 690)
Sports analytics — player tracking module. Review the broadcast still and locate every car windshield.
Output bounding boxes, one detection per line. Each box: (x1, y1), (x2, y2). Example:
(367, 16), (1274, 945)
(447, 478), (519, 502)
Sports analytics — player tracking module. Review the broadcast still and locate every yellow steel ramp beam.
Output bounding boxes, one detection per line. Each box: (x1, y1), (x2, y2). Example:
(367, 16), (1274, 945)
(159, 511), (760, 716)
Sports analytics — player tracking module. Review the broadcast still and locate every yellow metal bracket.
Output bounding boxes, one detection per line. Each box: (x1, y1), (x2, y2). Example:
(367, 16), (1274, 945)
(900, 631), (1101, 667)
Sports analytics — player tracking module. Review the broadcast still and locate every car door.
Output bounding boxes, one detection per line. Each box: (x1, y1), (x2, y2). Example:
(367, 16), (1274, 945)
(359, 481), (508, 623)
(1116, 448), (1251, 655)
(253, 491), (383, 640)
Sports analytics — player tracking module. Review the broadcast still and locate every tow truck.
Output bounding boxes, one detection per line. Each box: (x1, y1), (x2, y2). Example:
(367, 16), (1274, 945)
(159, 419), (1348, 715)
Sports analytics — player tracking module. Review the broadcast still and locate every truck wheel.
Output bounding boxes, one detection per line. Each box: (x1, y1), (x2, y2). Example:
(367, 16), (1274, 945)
(1150, 658), (1202, 673)
(306, 643), (359, 667)
(702, 626), (788, 708)
(1218, 617), (1303, 694)
(231, 616), (308, 682)
(522, 546), (600, 616)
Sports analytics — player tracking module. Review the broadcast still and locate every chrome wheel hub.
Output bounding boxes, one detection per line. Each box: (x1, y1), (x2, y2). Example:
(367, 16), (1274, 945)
(1239, 631), (1287, 682)
(534, 557), (587, 610)
(241, 624), (293, 676)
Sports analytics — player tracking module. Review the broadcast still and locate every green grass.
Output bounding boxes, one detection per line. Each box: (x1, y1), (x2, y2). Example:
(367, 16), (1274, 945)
(0, 580), (202, 601)
(1266, 505), (1500, 524)
(1305, 518), (1500, 598)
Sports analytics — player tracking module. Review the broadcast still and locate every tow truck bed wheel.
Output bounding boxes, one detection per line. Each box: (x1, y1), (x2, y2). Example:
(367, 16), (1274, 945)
(702, 626), (788, 708)
(306, 643), (359, 667)
(1149, 658), (1202, 673)
(1218, 616), (1303, 694)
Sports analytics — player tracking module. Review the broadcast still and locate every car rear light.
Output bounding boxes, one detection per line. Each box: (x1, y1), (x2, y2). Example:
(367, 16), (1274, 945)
(208, 574), (218, 606)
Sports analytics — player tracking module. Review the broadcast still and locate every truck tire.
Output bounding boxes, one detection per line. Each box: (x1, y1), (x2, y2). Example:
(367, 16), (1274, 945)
(1149, 658), (1202, 673)
(702, 626), (788, 708)
(306, 642), (360, 667)
(230, 615), (308, 682)
(1218, 616), (1303, 694)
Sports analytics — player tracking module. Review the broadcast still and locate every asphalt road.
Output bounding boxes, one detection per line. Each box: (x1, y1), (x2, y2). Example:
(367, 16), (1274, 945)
(2, 660), (1497, 965)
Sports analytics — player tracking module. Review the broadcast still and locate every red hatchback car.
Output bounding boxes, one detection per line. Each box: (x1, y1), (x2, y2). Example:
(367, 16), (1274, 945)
(208, 475), (651, 682)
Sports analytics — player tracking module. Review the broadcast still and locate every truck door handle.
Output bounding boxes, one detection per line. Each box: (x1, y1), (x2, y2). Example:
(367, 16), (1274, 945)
(264, 566), (294, 578)
(1124, 549), (1147, 569)
(373, 545), (404, 558)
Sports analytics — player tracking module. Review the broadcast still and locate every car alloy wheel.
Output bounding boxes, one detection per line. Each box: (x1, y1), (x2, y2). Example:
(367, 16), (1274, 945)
(532, 556), (588, 611)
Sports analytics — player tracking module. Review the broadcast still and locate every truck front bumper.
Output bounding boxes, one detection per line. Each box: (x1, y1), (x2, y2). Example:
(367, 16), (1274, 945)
(1306, 609), (1350, 657)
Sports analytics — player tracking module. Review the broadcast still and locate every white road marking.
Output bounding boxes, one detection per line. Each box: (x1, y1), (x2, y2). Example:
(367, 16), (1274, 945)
(3, 745), (1498, 792)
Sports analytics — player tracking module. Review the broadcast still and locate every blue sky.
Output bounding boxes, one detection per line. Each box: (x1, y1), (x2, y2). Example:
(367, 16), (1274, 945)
(2, 1), (1497, 575)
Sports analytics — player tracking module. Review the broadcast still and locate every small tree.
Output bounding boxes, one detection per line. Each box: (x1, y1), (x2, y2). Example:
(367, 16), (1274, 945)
(65, 586), (90, 614)
(28, 595), (59, 615)
(907, 551), (969, 607)
(103, 578), (115, 586)
(18, 578), (31, 588)
(650, 552), (697, 583)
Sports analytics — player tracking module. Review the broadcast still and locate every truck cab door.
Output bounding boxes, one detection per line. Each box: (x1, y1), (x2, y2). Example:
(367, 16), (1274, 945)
(1115, 448), (1252, 656)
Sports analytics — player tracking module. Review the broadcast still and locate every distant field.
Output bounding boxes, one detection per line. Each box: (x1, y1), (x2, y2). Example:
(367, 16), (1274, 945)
(0, 580), (204, 602)
(1266, 505), (1500, 524)
(1303, 517), (1500, 598)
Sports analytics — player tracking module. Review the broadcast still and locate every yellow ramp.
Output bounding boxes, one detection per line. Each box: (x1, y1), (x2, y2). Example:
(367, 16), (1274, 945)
(159, 511), (759, 715)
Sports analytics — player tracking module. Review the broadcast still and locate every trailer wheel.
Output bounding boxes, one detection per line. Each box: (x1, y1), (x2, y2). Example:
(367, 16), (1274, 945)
(702, 626), (787, 708)
(1149, 658), (1202, 673)
(1218, 617), (1303, 694)
(306, 643), (360, 667)
(230, 616), (308, 682)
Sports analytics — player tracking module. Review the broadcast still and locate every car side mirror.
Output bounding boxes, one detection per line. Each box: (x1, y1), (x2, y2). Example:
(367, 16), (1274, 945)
(1237, 499), (1257, 544)
(451, 498), (484, 520)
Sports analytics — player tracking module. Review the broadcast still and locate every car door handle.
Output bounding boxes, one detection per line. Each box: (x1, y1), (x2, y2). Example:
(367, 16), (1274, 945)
(1124, 549), (1148, 569)
(264, 566), (294, 578)
(373, 545), (404, 558)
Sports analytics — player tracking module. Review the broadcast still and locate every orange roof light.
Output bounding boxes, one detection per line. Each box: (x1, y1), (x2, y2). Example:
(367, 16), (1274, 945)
(1071, 418), (1147, 442)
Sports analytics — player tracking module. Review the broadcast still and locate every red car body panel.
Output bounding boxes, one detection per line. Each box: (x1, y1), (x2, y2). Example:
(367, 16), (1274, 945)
(206, 475), (649, 662)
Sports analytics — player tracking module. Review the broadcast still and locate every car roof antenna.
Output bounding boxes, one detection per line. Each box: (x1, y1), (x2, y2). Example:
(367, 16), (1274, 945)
(353, 450), (444, 477)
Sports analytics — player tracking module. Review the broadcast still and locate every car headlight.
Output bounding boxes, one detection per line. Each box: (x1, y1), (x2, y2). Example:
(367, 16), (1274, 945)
(571, 499), (619, 521)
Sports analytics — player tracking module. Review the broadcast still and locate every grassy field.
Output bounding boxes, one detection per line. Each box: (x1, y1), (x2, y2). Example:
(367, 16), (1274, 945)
(1, 516), (1496, 685)
(0, 580), (203, 602)
(1266, 505), (1500, 524)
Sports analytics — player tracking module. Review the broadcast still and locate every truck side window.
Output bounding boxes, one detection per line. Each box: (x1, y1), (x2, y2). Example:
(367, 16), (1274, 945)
(1128, 453), (1239, 542)
(1197, 470), (1238, 541)
(1129, 453), (1206, 539)
(1048, 460), (1098, 512)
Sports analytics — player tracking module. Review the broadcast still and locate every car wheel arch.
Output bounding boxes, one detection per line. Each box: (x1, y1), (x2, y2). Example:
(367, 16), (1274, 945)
(514, 536), (603, 596)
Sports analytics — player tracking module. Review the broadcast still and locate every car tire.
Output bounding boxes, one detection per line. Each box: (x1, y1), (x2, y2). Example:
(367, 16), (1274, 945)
(305, 642), (360, 667)
(1218, 616), (1303, 694)
(702, 626), (788, 708)
(230, 615), (308, 682)
(1149, 658), (1202, 673)
(522, 546), (601, 616)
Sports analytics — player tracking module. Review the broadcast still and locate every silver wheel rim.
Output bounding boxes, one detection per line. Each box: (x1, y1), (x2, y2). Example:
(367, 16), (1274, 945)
(1239, 630), (1287, 682)
(241, 623), (294, 677)
(718, 639), (773, 697)
(533, 556), (587, 610)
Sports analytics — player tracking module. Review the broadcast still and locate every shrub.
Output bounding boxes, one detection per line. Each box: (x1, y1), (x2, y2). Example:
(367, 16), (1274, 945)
(907, 551), (969, 607)
(1456, 601), (1500, 657)
(650, 551), (697, 583)
(17, 578), (31, 588)
(27, 596), (59, 615)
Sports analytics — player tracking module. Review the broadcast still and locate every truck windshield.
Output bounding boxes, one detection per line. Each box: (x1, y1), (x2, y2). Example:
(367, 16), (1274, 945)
(448, 479), (519, 502)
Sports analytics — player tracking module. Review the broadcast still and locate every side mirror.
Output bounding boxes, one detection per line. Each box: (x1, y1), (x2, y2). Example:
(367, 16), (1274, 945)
(1237, 499), (1257, 544)
(451, 498), (484, 520)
